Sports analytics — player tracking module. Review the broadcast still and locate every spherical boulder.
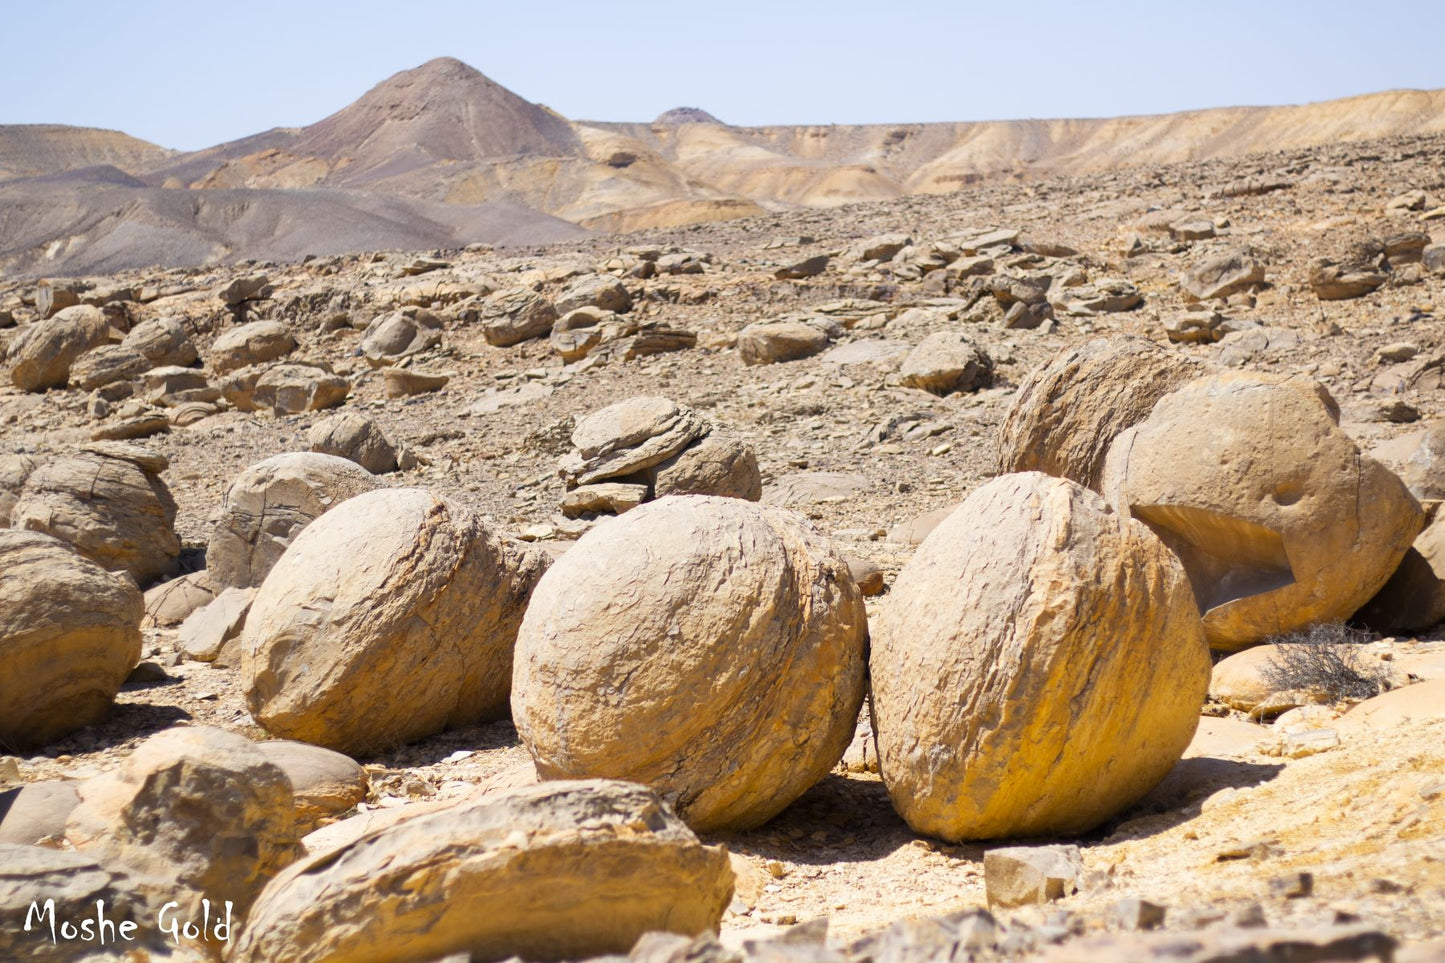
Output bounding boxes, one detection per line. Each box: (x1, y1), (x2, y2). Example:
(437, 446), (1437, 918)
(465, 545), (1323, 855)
(512, 495), (867, 832)
(870, 473), (1210, 841)
(997, 336), (1203, 491)
(0, 530), (143, 749)
(242, 488), (550, 754)
(307, 411), (403, 475)
(6, 305), (110, 391)
(1102, 372), (1424, 651)
(208, 452), (382, 590)
(9, 442), (179, 585)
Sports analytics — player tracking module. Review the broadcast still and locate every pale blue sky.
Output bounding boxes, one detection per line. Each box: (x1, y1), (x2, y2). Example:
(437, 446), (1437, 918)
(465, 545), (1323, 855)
(3, 0), (1443, 151)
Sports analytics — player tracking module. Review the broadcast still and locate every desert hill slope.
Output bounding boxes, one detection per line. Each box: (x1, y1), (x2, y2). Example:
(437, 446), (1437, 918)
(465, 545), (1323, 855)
(1, 58), (1443, 275)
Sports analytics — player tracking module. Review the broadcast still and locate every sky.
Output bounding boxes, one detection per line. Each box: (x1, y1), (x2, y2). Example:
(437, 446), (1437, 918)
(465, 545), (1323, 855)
(3, 0), (1444, 151)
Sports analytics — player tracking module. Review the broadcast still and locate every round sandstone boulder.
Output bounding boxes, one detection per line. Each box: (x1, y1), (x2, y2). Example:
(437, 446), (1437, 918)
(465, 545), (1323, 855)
(307, 411), (403, 475)
(242, 488), (549, 755)
(870, 473), (1211, 841)
(208, 452), (382, 590)
(512, 495), (868, 832)
(0, 530), (143, 749)
(1102, 372), (1424, 651)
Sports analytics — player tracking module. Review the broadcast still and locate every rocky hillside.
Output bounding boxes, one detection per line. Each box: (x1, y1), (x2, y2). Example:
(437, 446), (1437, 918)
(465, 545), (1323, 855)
(1, 126), (1443, 961)
(1, 59), (1442, 275)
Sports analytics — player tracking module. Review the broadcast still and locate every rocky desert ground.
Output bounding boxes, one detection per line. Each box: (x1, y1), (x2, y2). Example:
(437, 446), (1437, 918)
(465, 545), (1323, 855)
(2, 83), (1445, 963)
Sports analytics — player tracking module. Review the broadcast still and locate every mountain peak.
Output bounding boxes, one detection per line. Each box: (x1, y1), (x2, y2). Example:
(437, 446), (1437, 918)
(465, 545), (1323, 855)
(654, 107), (724, 126)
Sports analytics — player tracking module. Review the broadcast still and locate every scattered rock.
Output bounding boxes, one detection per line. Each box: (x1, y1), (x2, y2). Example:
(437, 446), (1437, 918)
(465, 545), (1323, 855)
(512, 496), (867, 831)
(737, 320), (837, 365)
(561, 482), (649, 517)
(223, 363), (351, 415)
(898, 332), (993, 395)
(178, 586), (255, 663)
(361, 308), (442, 366)
(6, 304), (110, 391)
(383, 366), (451, 397)
(775, 254), (830, 279)
(0, 780), (81, 846)
(559, 396), (707, 488)
(252, 740), (368, 834)
(210, 320), (298, 373)
(142, 571), (218, 628)
(984, 845), (1084, 908)
(308, 410), (406, 474)
(871, 473), (1210, 840)
(556, 274), (632, 315)
(477, 287), (558, 346)
(1180, 250), (1265, 301)
(121, 316), (198, 367)
(242, 488), (548, 754)
(1310, 260), (1388, 301)
(219, 274), (274, 306)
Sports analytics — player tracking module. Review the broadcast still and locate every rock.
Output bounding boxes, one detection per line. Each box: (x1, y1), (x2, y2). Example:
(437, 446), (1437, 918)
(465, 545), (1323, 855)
(0, 452), (39, 526)
(0, 844), (177, 962)
(1425, 245), (1445, 275)
(36, 278), (84, 318)
(656, 252), (707, 276)
(871, 473), (1210, 841)
(983, 845), (1084, 908)
(560, 396), (708, 488)
(252, 740), (367, 834)
(208, 451), (382, 590)
(1210, 645), (1295, 712)
(561, 482), (650, 518)
(1356, 511), (1445, 633)
(775, 254), (830, 279)
(142, 571), (218, 628)
(143, 364), (214, 405)
(737, 320), (835, 365)
(1386, 189), (1428, 213)
(819, 340), (911, 366)
(1057, 278), (1142, 315)
(1170, 216), (1216, 241)
(121, 316), (198, 367)
(1335, 678), (1445, 732)
(1401, 421), (1445, 499)
(91, 410), (170, 441)
(361, 308), (443, 366)
(477, 287), (558, 346)
(1001, 300), (1055, 329)
(383, 366), (450, 398)
(851, 233), (911, 262)
(224, 363), (351, 415)
(556, 274), (632, 315)
(242, 488), (549, 754)
(887, 505), (957, 546)
(65, 726), (299, 917)
(6, 305), (110, 391)
(1385, 231), (1430, 263)
(551, 306), (638, 362)
(1180, 250), (1265, 301)
(67, 344), (150, 391)
(0, 780), (80, 845)
(219, 273), (274, 306)
(178, 586), (255, 663)
(1310, 261), (1388, 300)
(231, 781), (732, 963)
(899, 332), (993, 395)
(652, 432), (763, 502)
(10, 442), (179, 585)
(997, 336), (1203, 492)
(210, 320), (297, 373)
(513, 496), (867, 831)
(1102, 372), (1424, 651)
(308, 410), (403, 475)
(844, 554), (886, 596)
(762, 471), (872, 507)
(1166, 307), (1226, 343)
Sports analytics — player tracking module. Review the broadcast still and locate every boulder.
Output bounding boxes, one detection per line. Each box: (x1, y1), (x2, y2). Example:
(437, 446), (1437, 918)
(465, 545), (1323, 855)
(0, 780), (80, 845)
(1425, 245), (1445, 275)
(35, 278), (83, 318)
(308, 410), (404, 475)
(513, 496), (867, 832)
(219, 274), (273, 306)
(1399, 420), (1445, 499)
(996, 336), (1203, 492)
(9, 442), (179, 585)
(870, 473), (1210, 841)
(1102, 372), (1424, 651)
(561, 482), (649, 518)
(6, 305), (110, 391)
(223, 363), (350, 415)
(68, 344), (150, 391)
(1210, 645), (1293, 712)
(652, 431), (762, 501)
(559, 396), (708, 488)
(477, 287), (558, 346)
(0, 530), (142, 748)
(1165, 307), (1225, 344)
(556, 274), (632, 315)
(851, 233), (911, 262)
(737, 320), (836, 365)
(550, 306), (637, 362)
(121, 316), (198, 367)
(242, 488), (549, 754)
(178, 587), (255, 663)
(0, 452), (38, 526)
(984, 845), (1084, 908)
(775, 254), (829, 279)
(361, 308), (442, 366)
(65, 726), (299, 918)
(230, 781), (733, 963)
(144, 364), (214, 405)
(210, 320), (297, 373)
(1179, 250), (1264, 301)
(208, 451), (382, 590)
(899, 332), (993, 395)
(252, 740), (367, 834)
(1310, 261), (1388, 301)
(1336, 678), (1445, 732)
(142, 570), (218, 628)
(382, 366), (450, 398)
(0, 845), (176, 962)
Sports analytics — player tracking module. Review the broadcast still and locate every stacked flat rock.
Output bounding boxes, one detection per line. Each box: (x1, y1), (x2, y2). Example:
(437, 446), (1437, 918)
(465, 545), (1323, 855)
(558, 396), (760, 516)
(9, 442), (179, 585)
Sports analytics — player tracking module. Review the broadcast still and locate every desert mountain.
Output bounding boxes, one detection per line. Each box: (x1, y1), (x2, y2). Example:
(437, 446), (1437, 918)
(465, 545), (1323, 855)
(2, 57), (1444, 275)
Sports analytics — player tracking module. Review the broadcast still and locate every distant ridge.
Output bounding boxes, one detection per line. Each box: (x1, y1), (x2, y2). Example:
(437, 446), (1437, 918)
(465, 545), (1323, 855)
(653, 107), (725, 125)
